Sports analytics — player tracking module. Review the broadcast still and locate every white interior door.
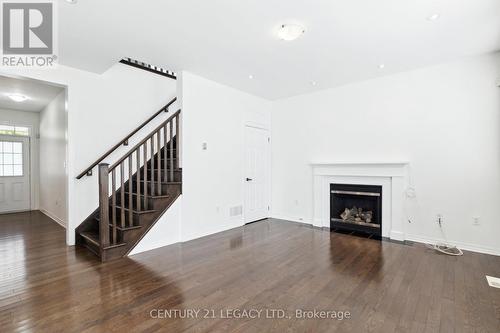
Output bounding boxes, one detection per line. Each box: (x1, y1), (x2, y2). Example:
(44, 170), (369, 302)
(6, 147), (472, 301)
(0, 136), (31, 213)
(244, 125), (270, 223)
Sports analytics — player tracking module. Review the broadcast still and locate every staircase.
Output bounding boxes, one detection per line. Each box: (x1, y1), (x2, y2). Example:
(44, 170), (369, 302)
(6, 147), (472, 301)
(76, 101), (181, 262)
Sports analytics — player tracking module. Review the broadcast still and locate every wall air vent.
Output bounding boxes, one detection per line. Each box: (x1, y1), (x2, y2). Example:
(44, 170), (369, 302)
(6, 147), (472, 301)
(230, 205), (243, 217)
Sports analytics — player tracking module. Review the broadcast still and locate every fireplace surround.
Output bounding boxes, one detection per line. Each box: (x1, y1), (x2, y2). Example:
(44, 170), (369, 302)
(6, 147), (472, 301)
(330, 183), (382, 237)
(312, 162), (409, 241)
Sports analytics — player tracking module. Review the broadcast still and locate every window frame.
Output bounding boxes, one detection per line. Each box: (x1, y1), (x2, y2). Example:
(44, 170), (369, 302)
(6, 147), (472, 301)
(0, 140), (24, 177)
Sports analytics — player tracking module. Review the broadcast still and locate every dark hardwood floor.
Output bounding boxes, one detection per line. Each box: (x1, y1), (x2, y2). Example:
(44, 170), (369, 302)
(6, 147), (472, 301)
(1, 211), (499, 332)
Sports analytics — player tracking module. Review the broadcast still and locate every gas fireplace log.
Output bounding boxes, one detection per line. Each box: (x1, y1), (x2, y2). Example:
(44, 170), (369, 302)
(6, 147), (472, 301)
(340, 207), (373, 223)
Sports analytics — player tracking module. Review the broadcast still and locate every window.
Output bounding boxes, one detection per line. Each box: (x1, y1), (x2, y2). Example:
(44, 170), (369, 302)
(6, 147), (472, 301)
(0, 125), (29, 136)
(0, 141), (23, 176)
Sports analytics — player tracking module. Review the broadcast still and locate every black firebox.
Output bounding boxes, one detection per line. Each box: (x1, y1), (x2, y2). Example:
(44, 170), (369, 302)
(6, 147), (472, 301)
(330, 183), (382, 238)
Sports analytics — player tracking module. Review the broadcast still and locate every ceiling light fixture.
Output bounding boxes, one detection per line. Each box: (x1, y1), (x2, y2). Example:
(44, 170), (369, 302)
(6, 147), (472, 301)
(427, 13), (440, 21)
(277, 24), (305, 41)
(248, 74), (254, 79)
(310, 81), (317, 86)
(66, 0), (78, 3)
(378, 64), (385, 69)
(7, 94), (29, 102)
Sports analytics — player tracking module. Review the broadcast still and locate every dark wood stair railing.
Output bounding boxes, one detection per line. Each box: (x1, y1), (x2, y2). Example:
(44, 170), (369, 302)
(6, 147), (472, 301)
(76, 97), (177, 179)
(119, 58), (177, 80)
(96, 110), (181, 251)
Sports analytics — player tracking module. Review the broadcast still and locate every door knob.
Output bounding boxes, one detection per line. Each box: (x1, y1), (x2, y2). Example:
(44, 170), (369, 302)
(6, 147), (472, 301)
(246, 178), (253, 181)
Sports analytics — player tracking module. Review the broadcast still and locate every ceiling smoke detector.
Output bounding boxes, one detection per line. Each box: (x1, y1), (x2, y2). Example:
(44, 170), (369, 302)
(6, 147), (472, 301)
(277, 24), (305, 41)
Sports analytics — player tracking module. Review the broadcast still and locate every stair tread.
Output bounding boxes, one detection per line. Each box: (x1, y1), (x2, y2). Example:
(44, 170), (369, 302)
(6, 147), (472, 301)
(93, 217), (143, 231)
(80, 231), (126, 249)
(123, 192), (170, 199)
(137, 180), (182, 185)
(80, 231), (100, 246)
(108, 223), (142, 231)
(112, 206), (157, 214)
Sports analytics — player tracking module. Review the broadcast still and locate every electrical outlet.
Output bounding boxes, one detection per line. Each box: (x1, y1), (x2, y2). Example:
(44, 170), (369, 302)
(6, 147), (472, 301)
(473, 216), (480, 226)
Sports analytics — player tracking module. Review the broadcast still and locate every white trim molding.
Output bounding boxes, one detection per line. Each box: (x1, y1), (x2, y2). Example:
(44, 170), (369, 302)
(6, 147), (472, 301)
(40, 209), (67, 229)
(406, 234), (500, 257)
(312, 162), (409, 241)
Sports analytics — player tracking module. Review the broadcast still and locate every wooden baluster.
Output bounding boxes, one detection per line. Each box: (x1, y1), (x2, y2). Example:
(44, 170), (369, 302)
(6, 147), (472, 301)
(175, 114), (180, 169)
(143, 142), (148, 200)
(98, 164), (110, 250)
(120, 162), (125, 229)
(163, 124), (168, 182)
(136, 148), (141, 212)
(157, 131), (161, 195)
(128, 156), (133, 226)
(111, 169), (116, 245)
(170, 120), (174, 182)
(150, 137), (155, 196)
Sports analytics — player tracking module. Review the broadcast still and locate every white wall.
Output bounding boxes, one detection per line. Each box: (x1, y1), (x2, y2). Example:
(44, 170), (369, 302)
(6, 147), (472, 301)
(271, 52), (500, 254)
(129, 197), (182, 255)
(0, 63), (177, 245)
(181, 71), (271, 241)
(0, 109), (40, 210)
(39, 91), (67, 226)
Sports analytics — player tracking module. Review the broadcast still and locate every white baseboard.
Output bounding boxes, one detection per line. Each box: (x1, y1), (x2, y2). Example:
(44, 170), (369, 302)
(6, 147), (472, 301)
(389, 230), (405, 242)
(271, 214), (311, 225)
(40, 209), (67, 229)
(272, 214), (500, 257)
(406, 234), (500, 257)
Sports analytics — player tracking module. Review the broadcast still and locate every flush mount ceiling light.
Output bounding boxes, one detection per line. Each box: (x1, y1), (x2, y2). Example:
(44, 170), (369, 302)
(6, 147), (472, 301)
(248, 74), (254, 79)
(427, 13), (441, 21)
(277, 24), (305, 41)
(7, 94), (29, 102)
(378, 64), (385, 69)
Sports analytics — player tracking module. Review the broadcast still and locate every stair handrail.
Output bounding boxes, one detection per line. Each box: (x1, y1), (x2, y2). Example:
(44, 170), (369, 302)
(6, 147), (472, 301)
(76, 97), (177, 179)
(97, 109), (181, 250)
(109, 109), (180, 171)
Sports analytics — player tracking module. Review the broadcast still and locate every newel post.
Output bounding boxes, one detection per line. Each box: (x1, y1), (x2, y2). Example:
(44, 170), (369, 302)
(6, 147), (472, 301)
(98, 163), (110, 249)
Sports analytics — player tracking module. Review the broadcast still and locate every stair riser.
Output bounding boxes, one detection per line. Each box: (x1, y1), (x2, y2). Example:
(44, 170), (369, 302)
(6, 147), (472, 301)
(159, 150), (177, 159)
(115, 194), (173, 211)
(131, 183), (181, 196)
(115, 196), (151, 211)
(133, 171), (182, 183)
(78, 235), (100, 257)
(108, 211), (142, 226)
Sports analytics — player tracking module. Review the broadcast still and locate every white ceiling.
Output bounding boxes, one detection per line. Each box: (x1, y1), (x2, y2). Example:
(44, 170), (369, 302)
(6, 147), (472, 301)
(0, 76), (64, 112)
(59, 0), (500, 100)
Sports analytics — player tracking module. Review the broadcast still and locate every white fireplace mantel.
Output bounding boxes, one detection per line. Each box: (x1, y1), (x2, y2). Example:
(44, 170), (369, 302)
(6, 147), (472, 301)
(311, 162), (409, 241)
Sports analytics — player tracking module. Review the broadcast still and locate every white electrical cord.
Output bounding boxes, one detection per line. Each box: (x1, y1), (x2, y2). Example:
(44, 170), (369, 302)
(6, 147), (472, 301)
(425, 217), (463, 256)
(426, 243), (463, 256)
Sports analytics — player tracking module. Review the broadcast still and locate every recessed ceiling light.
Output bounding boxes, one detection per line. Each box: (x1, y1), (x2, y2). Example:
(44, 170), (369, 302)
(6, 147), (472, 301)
(277, 24), (305, 41)
(7, 94), (29, 102)
(378, 64), (385, 69)
(248, 74), (254, 79)
(427, 13), (440, 21)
